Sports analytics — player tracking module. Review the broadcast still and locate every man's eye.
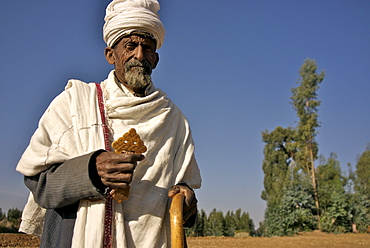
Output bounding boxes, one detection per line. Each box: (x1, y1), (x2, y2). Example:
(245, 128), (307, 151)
(126, 43), (136, 49)
(143, 45), (154, 51)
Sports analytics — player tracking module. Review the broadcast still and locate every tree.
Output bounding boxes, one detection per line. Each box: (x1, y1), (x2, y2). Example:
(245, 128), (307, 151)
(185, 209), (207, 237)
(350, 193), (370, 233)
(316, 153), (347, 211)
(316, 154), (350, 232)
(234, 208), (254, 235)
(289, 58), (325, 229)
(223, 211), (236, 236)
(355, 146), (370, 198)
(206, 209), (224, 236)
(261, 59), (325, 234)
(0, 208), (6, 221)
(240, 211), (255, 235)
(320, 191), (351, 233)
(7, 208), (22, 226)
(261, 126), (295, 208)
(0, 208), (22, 233)
(350, 145), (370, 232)
(264, 168), (316, 236)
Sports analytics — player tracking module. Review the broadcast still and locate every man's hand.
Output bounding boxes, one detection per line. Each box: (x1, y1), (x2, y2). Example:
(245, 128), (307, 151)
(168, 183), (198, 225)
(96, 151), (144, 189)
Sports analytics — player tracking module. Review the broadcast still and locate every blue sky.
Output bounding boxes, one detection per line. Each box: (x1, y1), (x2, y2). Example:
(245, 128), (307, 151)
(0, 0), (369, 226)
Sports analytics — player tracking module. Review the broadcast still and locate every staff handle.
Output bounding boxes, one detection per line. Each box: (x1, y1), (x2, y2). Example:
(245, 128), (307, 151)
(170, 193), (185, 248)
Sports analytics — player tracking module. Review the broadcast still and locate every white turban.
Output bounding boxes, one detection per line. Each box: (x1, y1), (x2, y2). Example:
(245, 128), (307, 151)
(103, 0), (165, 49)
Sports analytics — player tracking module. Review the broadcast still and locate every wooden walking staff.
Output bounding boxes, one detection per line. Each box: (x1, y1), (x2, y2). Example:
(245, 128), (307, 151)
(170, 193), (186, 248)
(110, 128), (147, 203)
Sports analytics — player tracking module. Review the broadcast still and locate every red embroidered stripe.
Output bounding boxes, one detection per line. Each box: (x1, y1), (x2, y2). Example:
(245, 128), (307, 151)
(95, 83), (113, 248)
(96, 83), (111, 152)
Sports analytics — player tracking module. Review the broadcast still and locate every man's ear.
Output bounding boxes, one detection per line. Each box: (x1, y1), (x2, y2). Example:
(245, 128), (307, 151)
(152, 52), (159, 69)
(105, 47), (115, 65)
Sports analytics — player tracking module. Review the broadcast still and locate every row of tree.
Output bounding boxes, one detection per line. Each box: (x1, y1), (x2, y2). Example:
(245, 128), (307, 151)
(186, 208), (255, 237)
(259, 59), (370, 236)
(0, 207), (22, 233)
(1, 206), (255, 237)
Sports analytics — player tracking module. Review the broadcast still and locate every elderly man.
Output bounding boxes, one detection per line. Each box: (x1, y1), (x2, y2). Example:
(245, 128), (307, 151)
(16, 0), (201, 247)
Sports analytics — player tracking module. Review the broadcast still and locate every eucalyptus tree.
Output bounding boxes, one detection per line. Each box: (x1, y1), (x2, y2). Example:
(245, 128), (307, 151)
(289, 58), (325, 228)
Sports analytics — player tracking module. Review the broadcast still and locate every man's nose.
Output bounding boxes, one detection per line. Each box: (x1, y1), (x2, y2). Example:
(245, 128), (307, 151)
(133, 45), (145, 61)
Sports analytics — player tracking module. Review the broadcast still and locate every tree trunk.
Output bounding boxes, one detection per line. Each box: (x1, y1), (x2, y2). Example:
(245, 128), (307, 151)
(309, 143), (321, 230)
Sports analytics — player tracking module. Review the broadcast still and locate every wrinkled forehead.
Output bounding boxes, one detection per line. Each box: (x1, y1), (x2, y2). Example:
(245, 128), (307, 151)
(113, 32), (157, 49)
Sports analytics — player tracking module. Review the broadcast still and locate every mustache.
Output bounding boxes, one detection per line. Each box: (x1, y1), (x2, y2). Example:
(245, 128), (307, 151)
(124, 59), (152, 75)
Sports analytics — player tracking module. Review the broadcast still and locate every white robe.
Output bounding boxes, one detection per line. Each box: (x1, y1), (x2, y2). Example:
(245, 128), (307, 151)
(17, 70), (201, 247)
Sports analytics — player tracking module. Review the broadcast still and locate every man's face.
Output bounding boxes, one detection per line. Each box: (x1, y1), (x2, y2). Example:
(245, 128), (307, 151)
(105, 35), (159, 94)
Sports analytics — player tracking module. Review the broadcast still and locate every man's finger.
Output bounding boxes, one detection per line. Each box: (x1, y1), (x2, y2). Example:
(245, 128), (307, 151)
(168, 186), (180, 198)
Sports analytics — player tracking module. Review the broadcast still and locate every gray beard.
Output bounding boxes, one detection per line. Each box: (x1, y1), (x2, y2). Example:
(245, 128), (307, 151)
(124, 60), (153, 94)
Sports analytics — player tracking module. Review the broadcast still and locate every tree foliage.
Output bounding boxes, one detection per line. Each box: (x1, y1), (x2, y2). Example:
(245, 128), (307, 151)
(261, 126), (295, 208)
(316, 154), (351, 232)
(0, 207), (22, 233)
(7, 208), (22, 225)
(186, 208), (255, 237)
(355, 148), (370, 197)
(263, 168), (316, 236)
(320, 191), (351, 233)
(349, 146), (370, 232)
(0, 209), (6, 221)
(316, 153), (347, 211)
(289, 58), (324, 172)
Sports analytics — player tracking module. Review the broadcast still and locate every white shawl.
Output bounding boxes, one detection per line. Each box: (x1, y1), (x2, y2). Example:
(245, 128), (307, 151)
(16, 70), (201, 247)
